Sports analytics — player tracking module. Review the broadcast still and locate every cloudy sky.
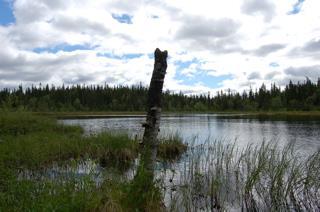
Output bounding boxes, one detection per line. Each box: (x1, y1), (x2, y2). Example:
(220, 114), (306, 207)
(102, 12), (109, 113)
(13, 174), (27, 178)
(0, 0), (319, 94)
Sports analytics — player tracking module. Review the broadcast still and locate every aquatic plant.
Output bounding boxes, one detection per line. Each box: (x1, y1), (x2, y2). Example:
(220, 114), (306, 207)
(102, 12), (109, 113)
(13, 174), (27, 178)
(167, 139), (320, 211)
(0, 112), (188, 211)
(158, 133), (187, 161)
(2, 111), (319, 211)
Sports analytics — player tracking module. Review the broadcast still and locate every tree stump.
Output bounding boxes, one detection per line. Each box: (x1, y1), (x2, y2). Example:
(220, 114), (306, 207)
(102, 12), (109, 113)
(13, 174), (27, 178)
(141, 48), (168, 175)
(128, 48), (168, 210)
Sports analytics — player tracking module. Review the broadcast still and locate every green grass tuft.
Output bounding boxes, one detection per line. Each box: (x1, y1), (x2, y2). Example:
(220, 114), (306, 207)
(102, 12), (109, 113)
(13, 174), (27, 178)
(158, 133), (187, 161)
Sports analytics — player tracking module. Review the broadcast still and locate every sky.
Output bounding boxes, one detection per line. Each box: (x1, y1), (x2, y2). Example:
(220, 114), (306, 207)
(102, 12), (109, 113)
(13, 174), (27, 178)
(0, 0), (319, 95)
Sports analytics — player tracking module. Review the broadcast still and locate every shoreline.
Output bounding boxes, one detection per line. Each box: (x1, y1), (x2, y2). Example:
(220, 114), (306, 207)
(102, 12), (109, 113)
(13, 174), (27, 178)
(33, 111), (320, 120)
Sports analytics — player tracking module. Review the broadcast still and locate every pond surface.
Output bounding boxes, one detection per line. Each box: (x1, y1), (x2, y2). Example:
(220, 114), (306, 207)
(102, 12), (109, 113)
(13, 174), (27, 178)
(62, 114), (320, 154)
(61, 114), (320, 210)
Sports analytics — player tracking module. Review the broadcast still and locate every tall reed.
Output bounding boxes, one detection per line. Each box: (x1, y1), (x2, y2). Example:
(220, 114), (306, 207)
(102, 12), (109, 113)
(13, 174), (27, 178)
(167, 139), (320, 211)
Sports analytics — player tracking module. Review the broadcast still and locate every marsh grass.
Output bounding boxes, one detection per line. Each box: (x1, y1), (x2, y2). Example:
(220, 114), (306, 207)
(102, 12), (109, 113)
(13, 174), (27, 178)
(124, 167), (165, 212)
(0, 112), (138, 170)
(0, 111), (83, 136)
(0, 111), (188, 211)
(158, 133), (187, 161)
(2, 111), (319, 211)
(167, 139), (320, 211)
(0, 111), (139, 211)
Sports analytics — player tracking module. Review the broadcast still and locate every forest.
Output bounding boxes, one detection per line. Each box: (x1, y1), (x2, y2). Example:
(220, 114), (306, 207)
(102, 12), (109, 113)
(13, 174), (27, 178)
(1, 78), (320, 112)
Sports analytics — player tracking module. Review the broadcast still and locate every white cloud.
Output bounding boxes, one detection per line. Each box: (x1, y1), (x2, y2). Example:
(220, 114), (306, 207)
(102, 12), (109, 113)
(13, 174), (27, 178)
(0, 0), (320, 94)
(241, 0), (275, 22)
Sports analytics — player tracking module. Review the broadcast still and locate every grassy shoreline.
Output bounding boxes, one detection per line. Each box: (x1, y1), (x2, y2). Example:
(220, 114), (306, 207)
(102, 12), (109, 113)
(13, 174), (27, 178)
(0, 111), (187, 211)
(1, 111), (320, 211)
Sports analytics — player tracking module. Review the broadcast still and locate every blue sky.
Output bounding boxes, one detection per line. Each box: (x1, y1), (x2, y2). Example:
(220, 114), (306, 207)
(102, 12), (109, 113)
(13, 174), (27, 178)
(175, 70), (233, 89)
(0, 0), (319, 94)
(33, 44), (96, 53)
(112, 14), (133, 24)
(0, 0), (15, 25)
(288, 0), (305, 15)
(173, 59), (233, 88)
(97, 52), (143, 60)
(269, 62), (280, 68)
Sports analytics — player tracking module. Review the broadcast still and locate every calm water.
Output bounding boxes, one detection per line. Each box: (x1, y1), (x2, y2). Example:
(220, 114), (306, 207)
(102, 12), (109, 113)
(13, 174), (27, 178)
(61, 114), (320, 209)
(62, 114), (320, 154)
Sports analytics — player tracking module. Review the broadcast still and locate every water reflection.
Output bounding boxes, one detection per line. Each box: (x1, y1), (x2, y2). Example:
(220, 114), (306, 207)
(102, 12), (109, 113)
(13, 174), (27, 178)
(62, 114), (320, 154)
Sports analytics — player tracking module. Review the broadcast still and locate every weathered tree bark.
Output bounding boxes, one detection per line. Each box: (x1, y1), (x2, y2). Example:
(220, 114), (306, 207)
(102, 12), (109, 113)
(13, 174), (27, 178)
(141, 48), (168, 176)
(128, 49), (168, 210)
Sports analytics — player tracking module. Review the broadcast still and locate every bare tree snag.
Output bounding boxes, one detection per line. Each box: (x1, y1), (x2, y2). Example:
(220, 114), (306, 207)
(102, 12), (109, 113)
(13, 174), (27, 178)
(128, 48), (168, 210)
(141, 48), (168, 175)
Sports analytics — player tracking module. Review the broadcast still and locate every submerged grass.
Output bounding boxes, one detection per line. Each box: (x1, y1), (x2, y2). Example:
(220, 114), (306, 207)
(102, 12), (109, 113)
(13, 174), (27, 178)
(1, 111), (319, 211)
(0, 111), (187, 211)
(167, 140), (320, 211)
(158, 134), (187, 161)
(0, 111), (139, 211)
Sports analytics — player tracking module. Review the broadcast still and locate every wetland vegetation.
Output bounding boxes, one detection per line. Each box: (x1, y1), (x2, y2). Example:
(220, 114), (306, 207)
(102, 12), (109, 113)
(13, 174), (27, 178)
(0, 111), (187, 211)
(1, 71), (320, 212)
(1, 111), (319, 211)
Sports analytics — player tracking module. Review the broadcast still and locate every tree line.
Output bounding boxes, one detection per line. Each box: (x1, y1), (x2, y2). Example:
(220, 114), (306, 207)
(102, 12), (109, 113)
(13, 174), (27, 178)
(1, 78), (320, 112)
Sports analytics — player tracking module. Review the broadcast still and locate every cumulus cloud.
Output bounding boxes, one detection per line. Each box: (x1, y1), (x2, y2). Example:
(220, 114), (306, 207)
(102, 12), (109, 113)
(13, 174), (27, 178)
(303, 38), (320, 52)
(0, 0), (320, 94)
(0, 50), (88, 84)
(13, 0), (50, 24)
(176, 17), (239, 39)
(289, 38), (320, 59)
(107, 0), (144, 13)
(247, 71), (261, 80)
(241, 0), (275, 22)
(175, 16), (242, 53)
(265, 71), (281, 80)
(253, 44), (286, 56)
(53, 15), (110, 35)
(284, 66), (320, 80)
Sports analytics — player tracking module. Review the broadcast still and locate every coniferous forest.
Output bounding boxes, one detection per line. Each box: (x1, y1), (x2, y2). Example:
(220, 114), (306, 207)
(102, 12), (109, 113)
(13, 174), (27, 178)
(1, 78), (320, 112)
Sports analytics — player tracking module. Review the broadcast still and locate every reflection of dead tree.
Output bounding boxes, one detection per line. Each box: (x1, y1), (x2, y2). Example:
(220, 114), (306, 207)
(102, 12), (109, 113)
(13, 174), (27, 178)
(140, 48), (168, 177)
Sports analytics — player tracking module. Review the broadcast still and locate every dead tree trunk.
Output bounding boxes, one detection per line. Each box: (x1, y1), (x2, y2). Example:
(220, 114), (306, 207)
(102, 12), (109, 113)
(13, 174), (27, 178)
(141, 48), (168, 176)
(128, 49), (168, 210)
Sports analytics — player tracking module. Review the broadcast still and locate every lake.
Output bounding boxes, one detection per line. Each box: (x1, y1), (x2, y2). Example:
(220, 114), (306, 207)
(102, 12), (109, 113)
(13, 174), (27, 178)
(61, 114), (320, 210)
(62, 114), (320, 155)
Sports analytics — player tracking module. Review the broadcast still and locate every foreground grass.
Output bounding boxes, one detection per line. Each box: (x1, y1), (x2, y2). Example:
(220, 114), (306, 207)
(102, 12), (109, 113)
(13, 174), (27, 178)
(0, 111), (186, 211)
(0, 113), (137, 170)
(3, 111), (319, 211)
(0, 112), (140, 211)
(168, 140), (320, 211)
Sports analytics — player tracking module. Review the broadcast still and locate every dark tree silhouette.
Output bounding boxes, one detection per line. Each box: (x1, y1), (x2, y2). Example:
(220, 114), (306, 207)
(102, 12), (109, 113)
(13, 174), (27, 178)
(1, 78), (320, 112)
